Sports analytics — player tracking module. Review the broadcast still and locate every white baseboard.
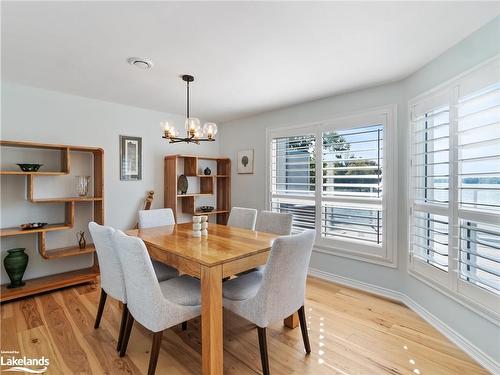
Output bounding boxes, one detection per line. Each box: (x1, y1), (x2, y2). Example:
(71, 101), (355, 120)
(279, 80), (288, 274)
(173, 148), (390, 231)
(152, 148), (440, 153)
(308, 267), (499, 375)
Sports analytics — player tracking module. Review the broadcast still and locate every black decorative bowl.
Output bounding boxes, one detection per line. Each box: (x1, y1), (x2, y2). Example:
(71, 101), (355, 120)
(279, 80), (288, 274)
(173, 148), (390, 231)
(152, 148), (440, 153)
(199, 206), (214, 213)
(20, 222), (48, 230)
(17, 163), (43, 172)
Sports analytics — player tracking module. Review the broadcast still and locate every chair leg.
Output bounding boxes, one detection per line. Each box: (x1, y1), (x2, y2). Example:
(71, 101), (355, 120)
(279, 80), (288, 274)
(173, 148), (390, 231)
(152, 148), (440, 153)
(147, 331), (163, 375)
(94, 288), (107, 329)
(298, 305), (311, 354)
(181, 321), (187, 331)
(257, 327), (270, 375)
(119, 312), (134, 357)
(116, 304), (129, 351)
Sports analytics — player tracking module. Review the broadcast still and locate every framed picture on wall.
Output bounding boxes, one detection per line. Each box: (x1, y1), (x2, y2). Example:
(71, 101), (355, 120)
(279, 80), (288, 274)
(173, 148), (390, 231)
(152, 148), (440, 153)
(237, 149), (254, 174)
(120, 135), (142, 181)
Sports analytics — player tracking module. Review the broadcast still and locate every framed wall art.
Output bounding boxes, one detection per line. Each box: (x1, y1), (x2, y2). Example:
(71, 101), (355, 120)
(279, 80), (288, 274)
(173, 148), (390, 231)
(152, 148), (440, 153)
(237, 149), (254, 174)
(120, 135), (142, 181)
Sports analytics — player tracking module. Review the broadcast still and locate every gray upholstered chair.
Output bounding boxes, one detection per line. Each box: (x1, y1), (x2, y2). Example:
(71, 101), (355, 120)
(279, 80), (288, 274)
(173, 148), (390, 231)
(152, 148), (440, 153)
(255, 210), (293, 236)
(88, 222), (178, 353)
(138, 208), (175, 228)
(112, 230), (201, 375)
(227, 207), (258, 230)
(222, 230), (316, 375)
(137, 208), (179, 282)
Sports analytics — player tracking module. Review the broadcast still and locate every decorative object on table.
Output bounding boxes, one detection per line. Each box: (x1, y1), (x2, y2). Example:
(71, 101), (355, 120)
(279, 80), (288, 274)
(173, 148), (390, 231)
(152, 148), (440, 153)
(3, 248), (29, 288)
(20, 222), (47, 230)
(75, 175), (91, 196)
(192, 216), (202, 237)
(199, 205), (214, 213)
(237, 149), (254, 174)
(161, 75), (218, 145)
(201, 216), (208, 236)
(203, 167), (211, 175)
(120, 135), (142, 181)
(76, 231), (86, 249)
(17, 163), (43, 172)
(178, 174), (188, 194)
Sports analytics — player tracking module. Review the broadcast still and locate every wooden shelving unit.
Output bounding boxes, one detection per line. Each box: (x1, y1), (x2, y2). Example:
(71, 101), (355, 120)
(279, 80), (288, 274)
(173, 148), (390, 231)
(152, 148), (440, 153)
(165, 154), (231, 224)
(0, 140), (104, 302)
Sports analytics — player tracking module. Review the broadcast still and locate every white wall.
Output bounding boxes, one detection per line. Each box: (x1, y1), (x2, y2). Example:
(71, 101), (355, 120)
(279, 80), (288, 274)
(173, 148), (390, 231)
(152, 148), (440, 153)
(219, 18), (500, 365)
(0, 82), (220, 281)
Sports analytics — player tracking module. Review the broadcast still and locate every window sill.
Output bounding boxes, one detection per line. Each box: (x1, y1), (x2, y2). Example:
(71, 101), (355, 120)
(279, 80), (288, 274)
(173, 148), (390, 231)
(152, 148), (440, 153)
(313, 243), (397, 268)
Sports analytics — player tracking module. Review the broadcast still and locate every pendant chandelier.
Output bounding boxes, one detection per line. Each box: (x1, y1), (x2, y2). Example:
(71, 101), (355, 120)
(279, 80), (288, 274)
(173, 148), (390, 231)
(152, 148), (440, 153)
(161, 74), (217, 144)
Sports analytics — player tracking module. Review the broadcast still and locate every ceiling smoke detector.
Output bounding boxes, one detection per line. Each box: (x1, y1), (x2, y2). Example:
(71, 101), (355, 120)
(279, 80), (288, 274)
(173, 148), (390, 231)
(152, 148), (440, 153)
(127, 57), (153, 70)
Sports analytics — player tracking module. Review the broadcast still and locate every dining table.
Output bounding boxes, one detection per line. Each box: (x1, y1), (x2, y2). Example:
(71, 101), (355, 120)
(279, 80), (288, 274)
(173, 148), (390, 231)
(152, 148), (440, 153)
(126, 222), (299, 375)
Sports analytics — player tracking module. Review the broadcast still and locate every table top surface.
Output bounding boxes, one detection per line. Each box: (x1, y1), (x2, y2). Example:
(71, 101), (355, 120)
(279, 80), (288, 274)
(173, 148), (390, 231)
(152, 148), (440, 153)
(126, 222), (278, 266)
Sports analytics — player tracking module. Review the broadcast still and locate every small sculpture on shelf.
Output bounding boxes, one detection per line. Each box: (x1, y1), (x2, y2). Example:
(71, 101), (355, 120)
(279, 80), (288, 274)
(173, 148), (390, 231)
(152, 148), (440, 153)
(20, 222), (47, 230)
(3, 248), (29, 288)
(199, 206), (214, 213)
(17, 163), (43, 172)
(76, 231), (86, 249)
(76, 176), (90, 197)
(178, 174), (188, 195)
(204, 167), (211, 175)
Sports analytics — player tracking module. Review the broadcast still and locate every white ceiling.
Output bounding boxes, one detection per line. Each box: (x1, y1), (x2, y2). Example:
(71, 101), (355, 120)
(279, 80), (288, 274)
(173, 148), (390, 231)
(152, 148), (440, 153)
(2, 2), (499, 123)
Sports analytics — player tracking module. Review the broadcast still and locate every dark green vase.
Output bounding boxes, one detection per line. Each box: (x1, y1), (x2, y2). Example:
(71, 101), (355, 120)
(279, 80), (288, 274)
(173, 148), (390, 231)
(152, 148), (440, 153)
(3, 248), (29, 288)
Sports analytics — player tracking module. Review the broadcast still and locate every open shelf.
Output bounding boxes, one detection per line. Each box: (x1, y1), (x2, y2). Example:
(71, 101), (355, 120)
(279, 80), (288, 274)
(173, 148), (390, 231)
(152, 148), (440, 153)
(165, 155), (231, 224)
(194, 209), (229, 216)
(177, 193), (213, 198)
(0, 139), (104, 303)
(0, 267), (99, 302)
(29, 196), (103, 203)
(197, 174), (229, 178)
(0, 170), (69, 176)
(0, 223), (72, 237)
(41, 244), (95, 260)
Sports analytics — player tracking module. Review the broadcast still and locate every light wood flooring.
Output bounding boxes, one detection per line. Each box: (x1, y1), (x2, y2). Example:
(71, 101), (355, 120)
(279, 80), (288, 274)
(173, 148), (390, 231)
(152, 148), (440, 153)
(0, 277), (489, 374)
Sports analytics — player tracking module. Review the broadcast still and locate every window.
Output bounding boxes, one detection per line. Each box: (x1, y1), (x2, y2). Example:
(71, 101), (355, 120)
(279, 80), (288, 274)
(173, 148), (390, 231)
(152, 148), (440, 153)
(321, 125), (383, 245)
(270, 134), (316, 233)
(268, 106), (397, 265)
(409, 58), (500, 317)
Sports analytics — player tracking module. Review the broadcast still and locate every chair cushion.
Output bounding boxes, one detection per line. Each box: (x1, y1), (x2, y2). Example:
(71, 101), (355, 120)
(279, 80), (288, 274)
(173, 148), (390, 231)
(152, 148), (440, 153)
(159, 275), (201, 306)
(152, 260), (179, 281)
(223, 270), (263, 301)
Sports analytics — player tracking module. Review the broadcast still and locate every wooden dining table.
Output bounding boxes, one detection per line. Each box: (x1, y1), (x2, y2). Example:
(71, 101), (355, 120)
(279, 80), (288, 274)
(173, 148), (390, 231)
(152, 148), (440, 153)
(126, 222), (299, 375)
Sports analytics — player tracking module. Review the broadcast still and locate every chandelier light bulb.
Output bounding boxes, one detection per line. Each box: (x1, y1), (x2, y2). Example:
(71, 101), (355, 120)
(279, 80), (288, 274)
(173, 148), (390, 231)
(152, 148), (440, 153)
(185, 117), (200, 133)
(203, 122), (218, 139)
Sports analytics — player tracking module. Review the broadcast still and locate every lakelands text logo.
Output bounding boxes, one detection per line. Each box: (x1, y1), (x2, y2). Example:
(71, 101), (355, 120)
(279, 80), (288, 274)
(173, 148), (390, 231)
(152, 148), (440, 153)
(1, 351), (49, 373)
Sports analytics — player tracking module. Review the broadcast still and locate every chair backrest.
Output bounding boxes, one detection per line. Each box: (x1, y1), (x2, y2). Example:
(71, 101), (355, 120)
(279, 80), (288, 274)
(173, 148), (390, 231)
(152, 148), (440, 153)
(88, 222), (126, 302)
(112, 230), (168, 330)
(138, 208), (175, 229)
(255, 211), (292, 235)
(227, 207), (258, 230)
(253, 230), (315, 326)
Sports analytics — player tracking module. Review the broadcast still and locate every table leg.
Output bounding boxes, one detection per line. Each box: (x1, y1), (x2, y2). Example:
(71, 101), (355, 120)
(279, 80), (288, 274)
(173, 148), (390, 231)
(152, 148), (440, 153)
(284, 312), (299, 329)
(201, 264), (223, 375)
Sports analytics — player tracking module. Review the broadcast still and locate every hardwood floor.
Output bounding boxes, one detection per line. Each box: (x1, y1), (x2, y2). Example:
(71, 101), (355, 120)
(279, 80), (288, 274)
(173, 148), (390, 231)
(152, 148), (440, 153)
(0, 277), (489, 375)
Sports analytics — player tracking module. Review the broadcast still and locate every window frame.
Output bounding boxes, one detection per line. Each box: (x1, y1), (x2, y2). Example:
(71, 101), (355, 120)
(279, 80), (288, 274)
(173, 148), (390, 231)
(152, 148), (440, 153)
(408, 56), (500, 323)
(266, 105), (398, 267)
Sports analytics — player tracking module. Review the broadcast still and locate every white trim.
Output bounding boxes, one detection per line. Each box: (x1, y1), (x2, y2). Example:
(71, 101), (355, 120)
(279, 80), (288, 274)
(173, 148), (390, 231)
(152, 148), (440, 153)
(266, 104), (398, 267)
(308, 267), (500, 375)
